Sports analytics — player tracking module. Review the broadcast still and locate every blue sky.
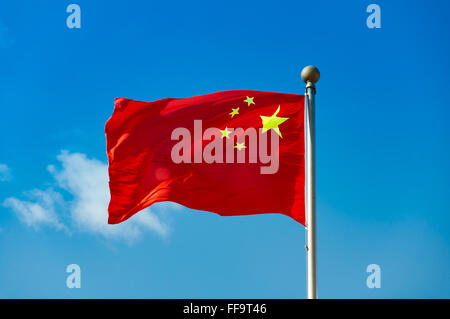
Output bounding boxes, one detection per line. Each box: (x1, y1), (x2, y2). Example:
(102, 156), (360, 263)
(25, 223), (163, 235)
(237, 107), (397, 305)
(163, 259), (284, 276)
(0, 0), (449, 298)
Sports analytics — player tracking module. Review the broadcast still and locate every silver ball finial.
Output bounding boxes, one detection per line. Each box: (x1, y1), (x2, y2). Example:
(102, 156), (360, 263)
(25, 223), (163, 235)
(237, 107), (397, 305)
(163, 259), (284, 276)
(301, 65), (320, 84)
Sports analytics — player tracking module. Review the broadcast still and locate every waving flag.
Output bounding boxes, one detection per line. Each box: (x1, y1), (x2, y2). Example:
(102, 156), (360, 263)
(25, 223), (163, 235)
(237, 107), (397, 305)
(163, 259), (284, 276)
(105, 90), (305, 225)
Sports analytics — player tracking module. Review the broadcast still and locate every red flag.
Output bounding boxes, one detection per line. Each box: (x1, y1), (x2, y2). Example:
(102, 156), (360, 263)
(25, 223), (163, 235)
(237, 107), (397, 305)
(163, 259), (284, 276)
(105, 90), (305, 225)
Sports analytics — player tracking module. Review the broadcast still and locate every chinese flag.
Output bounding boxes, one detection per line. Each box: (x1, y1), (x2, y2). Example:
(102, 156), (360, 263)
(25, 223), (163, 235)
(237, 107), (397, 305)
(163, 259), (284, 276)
(105, 90), (305, 225)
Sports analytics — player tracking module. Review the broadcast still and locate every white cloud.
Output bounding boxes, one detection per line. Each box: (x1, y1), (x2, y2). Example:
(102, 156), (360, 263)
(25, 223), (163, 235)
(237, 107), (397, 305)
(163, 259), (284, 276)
(3, 151), (170, 242)
(0, 164), (11, 181)
(3, 189), (66, 231)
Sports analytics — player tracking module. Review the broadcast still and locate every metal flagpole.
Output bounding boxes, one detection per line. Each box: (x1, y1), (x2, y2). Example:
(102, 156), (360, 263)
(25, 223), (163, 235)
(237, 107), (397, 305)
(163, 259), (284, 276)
(301, 65), (320, 299)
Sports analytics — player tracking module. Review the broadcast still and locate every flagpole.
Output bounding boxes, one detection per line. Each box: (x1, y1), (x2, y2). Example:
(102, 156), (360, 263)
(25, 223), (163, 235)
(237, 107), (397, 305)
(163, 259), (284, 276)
(301, 65), (320, 299)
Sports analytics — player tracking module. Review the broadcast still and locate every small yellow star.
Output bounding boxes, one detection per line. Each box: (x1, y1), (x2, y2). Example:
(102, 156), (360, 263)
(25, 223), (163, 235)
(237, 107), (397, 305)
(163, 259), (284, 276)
(260, 105), (289, 138)
(235, 142), (246, 151)
(229, 107), (239, 118)
(219, 127), (231, 138)
(244, 96), (255, 106)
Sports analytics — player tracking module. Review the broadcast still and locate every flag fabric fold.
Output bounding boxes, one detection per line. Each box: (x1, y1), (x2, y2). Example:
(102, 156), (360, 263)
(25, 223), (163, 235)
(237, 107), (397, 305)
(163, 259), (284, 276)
(105, 90), (305, 225)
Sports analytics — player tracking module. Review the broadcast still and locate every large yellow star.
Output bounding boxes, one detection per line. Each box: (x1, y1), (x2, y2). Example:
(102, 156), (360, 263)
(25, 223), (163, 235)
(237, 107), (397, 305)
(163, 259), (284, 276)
(235, 142), (246, 151)
(220, 127), (231, 138)
(229, 107), (239, 118)
(244, 96), (255, 106)
(260, 105), (289, 138)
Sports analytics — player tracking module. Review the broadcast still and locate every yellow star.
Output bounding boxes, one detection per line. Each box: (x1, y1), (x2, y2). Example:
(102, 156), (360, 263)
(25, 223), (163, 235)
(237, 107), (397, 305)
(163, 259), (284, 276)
(235, 142), (246, 151)
(260, 105), (289, 138)
(229, 107), (239, 118)
(244, 96), (255, 106)
(220, 127), (231, 138)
